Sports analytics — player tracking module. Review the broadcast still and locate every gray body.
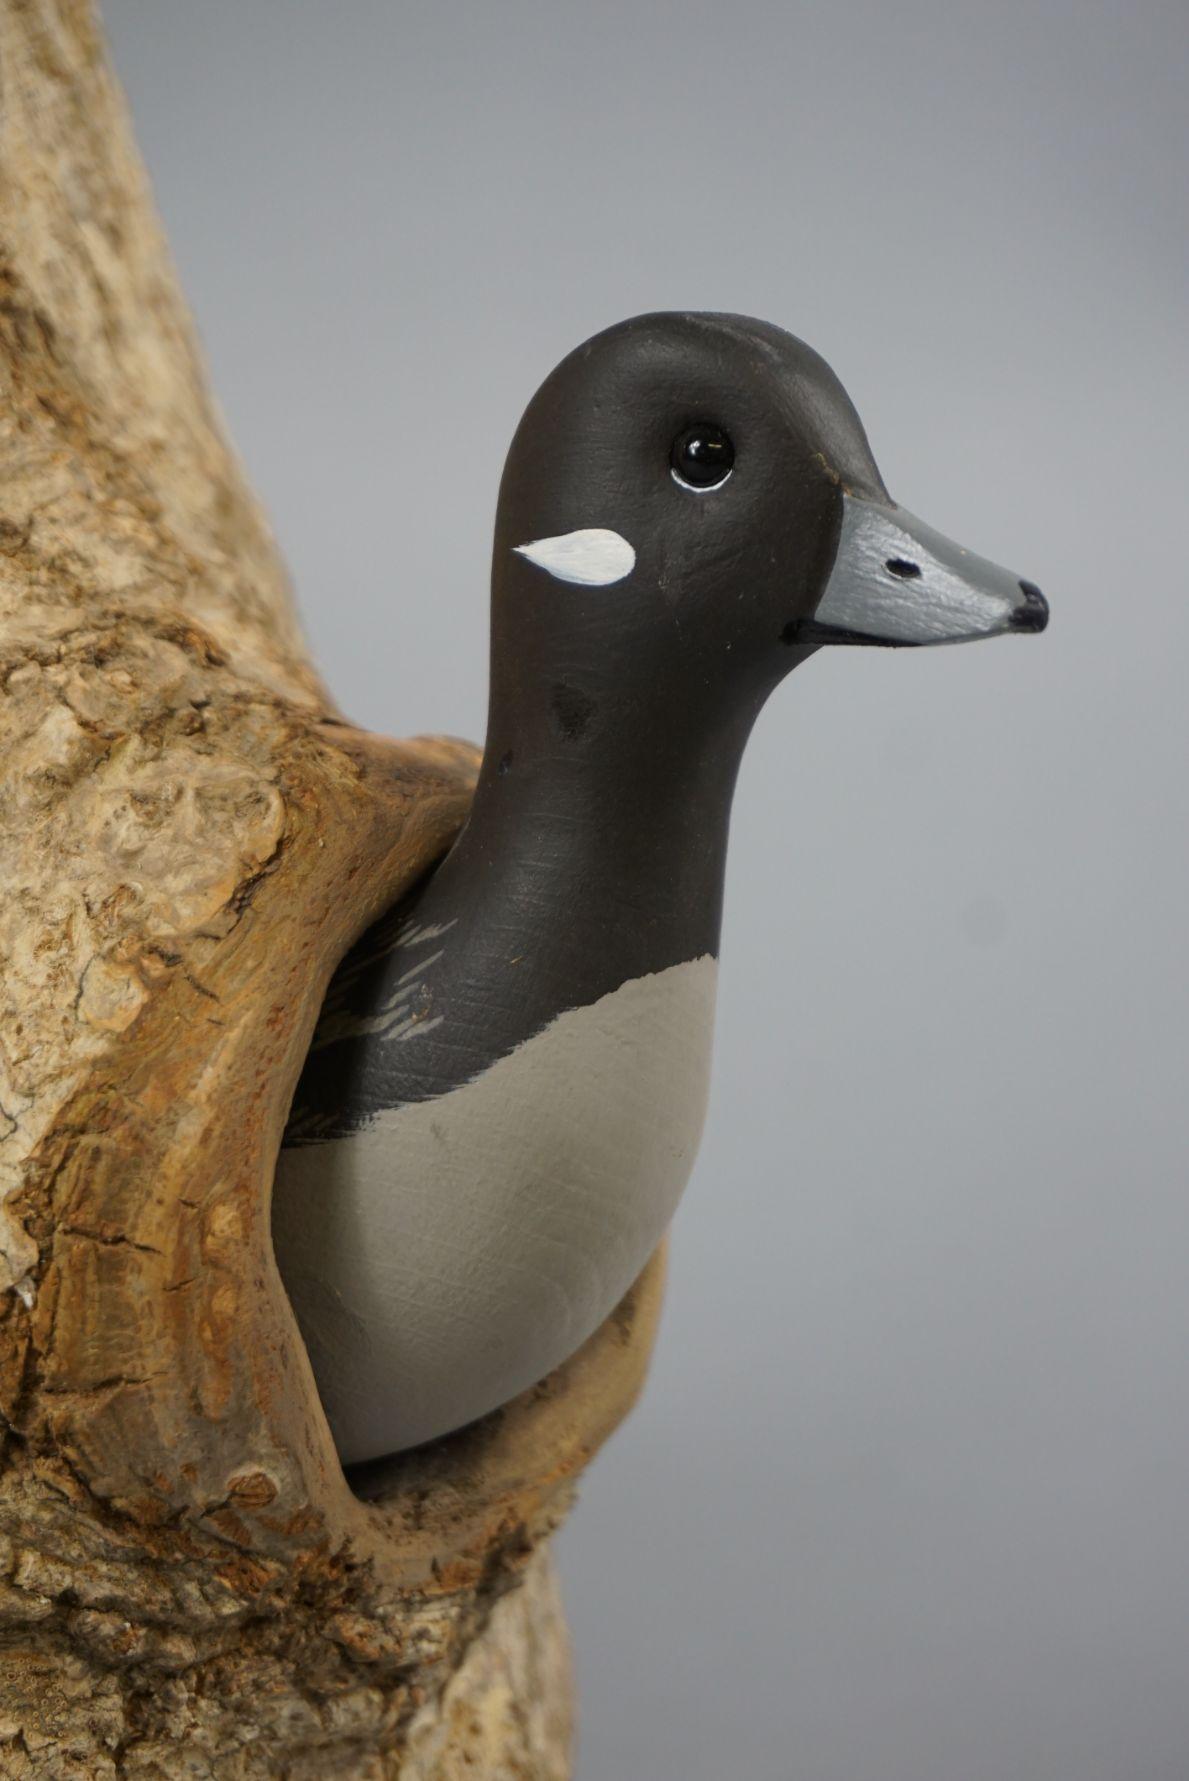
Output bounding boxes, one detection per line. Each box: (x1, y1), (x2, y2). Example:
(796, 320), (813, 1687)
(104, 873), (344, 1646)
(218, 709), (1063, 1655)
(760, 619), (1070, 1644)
(274, 958), (715, 1461)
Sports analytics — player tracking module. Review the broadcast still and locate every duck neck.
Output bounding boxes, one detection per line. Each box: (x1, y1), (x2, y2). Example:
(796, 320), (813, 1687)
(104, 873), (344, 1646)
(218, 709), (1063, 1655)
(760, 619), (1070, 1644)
(284, 638), (796, 1135)
(425, 671), (767, 1014)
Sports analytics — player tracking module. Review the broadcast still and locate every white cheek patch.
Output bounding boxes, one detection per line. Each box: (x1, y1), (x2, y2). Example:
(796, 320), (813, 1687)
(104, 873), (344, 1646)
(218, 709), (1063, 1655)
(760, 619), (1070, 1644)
(513, 527), (635, 587)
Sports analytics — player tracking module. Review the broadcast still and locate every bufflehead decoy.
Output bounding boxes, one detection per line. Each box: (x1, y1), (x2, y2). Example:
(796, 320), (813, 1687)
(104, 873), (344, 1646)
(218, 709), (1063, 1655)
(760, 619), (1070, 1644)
(272, 311), (1048, 1463)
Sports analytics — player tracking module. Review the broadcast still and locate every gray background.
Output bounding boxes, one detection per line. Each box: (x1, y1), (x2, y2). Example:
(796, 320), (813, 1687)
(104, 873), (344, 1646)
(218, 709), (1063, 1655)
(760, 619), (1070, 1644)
(102, 4), (1188, 1776)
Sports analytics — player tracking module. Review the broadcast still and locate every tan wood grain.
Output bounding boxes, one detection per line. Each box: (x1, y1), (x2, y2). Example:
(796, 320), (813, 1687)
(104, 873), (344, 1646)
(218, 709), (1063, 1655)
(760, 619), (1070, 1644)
(0, 4), (662, 1771)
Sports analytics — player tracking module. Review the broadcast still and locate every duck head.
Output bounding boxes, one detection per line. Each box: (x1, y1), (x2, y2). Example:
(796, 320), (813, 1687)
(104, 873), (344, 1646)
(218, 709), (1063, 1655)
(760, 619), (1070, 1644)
(494, 311), (1046, 741)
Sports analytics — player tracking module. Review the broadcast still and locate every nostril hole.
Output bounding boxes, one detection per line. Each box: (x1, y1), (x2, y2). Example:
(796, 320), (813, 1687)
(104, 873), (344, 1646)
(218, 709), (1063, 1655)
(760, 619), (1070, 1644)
(1018, 578), (1044, 602)
(886, 558), (922, 580)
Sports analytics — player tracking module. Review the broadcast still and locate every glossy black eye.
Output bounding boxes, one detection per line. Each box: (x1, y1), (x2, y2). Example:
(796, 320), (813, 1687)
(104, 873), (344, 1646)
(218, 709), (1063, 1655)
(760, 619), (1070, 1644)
(670, 423), (735, 491)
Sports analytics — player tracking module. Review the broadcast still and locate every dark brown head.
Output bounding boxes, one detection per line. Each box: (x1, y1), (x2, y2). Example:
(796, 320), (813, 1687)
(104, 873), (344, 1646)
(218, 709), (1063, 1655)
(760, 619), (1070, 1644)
(491, 311), (1046, 746)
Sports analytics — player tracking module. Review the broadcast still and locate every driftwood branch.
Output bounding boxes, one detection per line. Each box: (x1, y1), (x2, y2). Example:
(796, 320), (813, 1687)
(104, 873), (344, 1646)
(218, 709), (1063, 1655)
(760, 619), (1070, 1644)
(0, 3), (662, 1772)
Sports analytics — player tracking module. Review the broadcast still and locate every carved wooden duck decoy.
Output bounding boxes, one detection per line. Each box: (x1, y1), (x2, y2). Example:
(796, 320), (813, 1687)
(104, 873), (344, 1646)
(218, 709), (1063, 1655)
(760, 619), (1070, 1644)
(271, 311), (1048, 1463)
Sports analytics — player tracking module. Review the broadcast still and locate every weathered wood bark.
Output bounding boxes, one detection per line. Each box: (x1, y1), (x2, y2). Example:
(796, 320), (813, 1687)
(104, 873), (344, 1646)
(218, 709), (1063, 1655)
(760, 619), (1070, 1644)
(0, 4), (663, 1773)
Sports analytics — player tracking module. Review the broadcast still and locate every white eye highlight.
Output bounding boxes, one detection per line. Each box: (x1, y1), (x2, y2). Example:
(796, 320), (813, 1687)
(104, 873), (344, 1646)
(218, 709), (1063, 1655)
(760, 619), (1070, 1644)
(513, 528), (635, 587)
(670, 465), (732, 494)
